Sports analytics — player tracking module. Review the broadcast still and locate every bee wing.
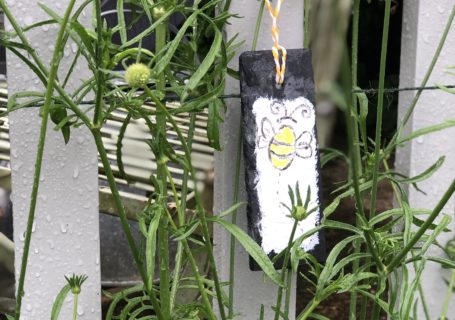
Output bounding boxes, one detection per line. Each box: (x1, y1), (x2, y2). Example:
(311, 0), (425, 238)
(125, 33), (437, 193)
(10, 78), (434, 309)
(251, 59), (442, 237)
(270, 101), (287, 117)
(257, 118), (275, 149)
(295, 131), (313, 159)
(290, 102), (313, 119)
(261, 118), (275, 138)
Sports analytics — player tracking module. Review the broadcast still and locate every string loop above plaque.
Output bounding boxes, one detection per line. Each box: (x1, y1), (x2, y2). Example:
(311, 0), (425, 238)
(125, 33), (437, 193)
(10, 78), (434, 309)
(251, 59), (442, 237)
(264, 0), (287, 85)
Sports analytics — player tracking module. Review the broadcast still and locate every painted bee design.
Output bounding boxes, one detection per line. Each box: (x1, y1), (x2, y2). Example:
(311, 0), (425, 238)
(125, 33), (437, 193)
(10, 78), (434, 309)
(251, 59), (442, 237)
(257, 100), (314, 171)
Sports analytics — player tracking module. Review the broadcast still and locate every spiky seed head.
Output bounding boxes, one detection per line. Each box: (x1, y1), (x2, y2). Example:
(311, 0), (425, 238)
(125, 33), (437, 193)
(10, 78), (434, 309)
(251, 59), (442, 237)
(125, 63), (151, 88)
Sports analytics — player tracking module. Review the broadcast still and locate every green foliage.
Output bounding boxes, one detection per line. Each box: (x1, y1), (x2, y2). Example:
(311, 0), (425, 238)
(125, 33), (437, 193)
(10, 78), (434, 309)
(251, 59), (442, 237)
(1, 0), (454, 319)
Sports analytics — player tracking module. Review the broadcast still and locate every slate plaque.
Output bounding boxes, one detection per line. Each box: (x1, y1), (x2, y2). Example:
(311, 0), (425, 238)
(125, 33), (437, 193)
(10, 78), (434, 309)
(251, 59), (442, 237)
(239, 49), (325, 270)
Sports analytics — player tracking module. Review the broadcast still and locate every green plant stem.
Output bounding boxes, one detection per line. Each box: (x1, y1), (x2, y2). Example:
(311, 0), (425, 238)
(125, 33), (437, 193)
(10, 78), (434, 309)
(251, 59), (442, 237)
(440, 269), (455, 320)
(228, 123), (243, 318)
(369, 0), (391, 221)
(73, 294), (79, 320)
(145, 86), (227, 320)
(164, 169), (216, 320)
(155, 18), (171, 319)
(387, 179), (455, 271)
(274, 220), (298, 320)
(365, 5), (392, 316)
(93, 130), (144, 275)
(340, 47), (385, 273)
(93, 0), (104, 127)
(349, 0), (362, 318)
(370, 300), (381, 320)
(383, 160), (431, 320)
(166, 168), (183, 311)
(297, 298), (319, 320)
(169, 114), (196, 312)
(252, 0), (265, 52)
(93, 129), (163, 318)
(283, 265), (293, 318)
(13, 1), (77, 318)
(303, 0), (310, 48)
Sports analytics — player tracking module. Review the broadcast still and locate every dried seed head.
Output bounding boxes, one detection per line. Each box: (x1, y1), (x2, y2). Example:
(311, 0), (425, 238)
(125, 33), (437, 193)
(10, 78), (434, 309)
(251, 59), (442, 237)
(125, 63), (151, 88)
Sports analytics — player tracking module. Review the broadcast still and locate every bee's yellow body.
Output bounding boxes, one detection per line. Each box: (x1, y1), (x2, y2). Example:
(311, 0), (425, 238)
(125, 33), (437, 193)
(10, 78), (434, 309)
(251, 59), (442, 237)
(269, 125), (297, 170)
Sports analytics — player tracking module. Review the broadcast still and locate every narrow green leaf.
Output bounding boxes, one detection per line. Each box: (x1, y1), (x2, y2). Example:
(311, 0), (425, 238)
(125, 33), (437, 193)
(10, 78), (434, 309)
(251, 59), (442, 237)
(207, 99), (223, 150)
(324, 178), (385, 217)
(399, 156), (445, 184)
(173, 221), (200, 241)
(358, 289), (391, 314)
(396, 120), (455, 146)
(322, 219), (362, 235)
(420, 215), (451, 255)
(120, 8), (175, 49)
(401, 259), (426, 319)
(426, 256), (455, 269)
(316, 235), (360, 293)
(70, 20), (95, 56)
(153, 10), (198, 76)
(354, 86), (369, 146)
(140, 0), (152, 21)
(50, 284), (71, 320)
(320, 148), (347, 167)
(117, 0), (127, 44)
(217, 202), (246, 219)
(145, 209), (162, 289)
(323, 197), (340, 217)
(412, 215), (451, 232)
(173, 79), (225, 114)
(182, 26), (222, 101)
(207, 216), (283, 287)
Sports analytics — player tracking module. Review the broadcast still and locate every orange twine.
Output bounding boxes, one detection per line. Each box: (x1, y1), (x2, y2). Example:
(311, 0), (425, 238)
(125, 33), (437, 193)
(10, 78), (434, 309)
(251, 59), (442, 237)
(264, 0), (287, 85)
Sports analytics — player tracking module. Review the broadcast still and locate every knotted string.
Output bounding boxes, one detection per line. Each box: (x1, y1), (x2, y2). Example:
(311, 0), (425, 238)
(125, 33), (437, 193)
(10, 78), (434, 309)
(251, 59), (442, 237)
(264, 0), (287, 85)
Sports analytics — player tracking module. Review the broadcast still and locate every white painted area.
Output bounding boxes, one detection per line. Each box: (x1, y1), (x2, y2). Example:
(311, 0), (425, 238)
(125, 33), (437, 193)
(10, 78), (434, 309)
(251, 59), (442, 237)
(253, 97), (320, 254)
(6, 1), (102, 319)
(396, 0), (455, 318)
(214, 1), (304, 319)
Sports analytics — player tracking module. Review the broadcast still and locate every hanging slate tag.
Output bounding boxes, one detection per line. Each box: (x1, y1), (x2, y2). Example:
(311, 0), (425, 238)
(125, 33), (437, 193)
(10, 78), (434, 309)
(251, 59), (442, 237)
(239, 49), (325, 270)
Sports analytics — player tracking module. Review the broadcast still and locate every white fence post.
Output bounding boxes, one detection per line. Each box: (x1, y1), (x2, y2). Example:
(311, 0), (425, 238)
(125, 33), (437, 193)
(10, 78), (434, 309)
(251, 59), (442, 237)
(214, 1), (304, 319)
(396, 1), (455, 318)
(6, 1), (101, 319)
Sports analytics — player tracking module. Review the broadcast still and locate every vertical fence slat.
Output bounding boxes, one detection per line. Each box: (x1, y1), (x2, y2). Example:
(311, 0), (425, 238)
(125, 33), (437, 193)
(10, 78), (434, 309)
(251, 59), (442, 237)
(397, 1), (455, 318)
(214, 1), (304, 319)
(6, 1), (101, 319)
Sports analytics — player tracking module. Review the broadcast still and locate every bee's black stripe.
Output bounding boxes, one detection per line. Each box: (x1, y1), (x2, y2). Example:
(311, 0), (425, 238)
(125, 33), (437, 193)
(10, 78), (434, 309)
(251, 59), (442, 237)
(269, 149), (295, 159)
(271, 139), (294, 147)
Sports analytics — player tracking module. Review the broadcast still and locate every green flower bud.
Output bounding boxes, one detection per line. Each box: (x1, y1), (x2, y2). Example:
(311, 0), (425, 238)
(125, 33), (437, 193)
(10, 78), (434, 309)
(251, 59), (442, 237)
(152, 5), (167, 19)
(71, 286), (81, 295)
(292, 206), (307, 222)
(125, 63), (151, 88)
(64, 274), (87, 296)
